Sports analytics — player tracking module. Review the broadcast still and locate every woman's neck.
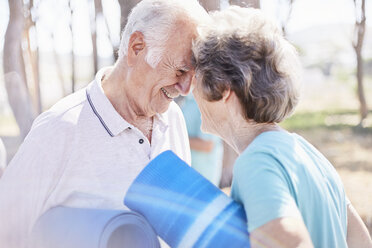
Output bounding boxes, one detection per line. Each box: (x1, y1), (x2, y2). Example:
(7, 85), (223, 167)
(221, 119), (282, 155)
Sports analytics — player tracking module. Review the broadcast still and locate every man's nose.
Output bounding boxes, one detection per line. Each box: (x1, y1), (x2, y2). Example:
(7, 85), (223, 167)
(175, 72), (194, 95)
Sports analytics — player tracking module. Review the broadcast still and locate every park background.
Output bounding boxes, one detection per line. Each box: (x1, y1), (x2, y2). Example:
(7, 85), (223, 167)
(0, 0), (371, 235)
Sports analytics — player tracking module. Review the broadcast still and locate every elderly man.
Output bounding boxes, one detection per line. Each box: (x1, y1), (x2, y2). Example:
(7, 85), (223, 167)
(0, 0), (209, 247)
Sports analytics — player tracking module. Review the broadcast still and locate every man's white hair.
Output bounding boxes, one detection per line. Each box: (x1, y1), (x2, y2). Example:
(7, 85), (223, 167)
(118, 0), (209, 68)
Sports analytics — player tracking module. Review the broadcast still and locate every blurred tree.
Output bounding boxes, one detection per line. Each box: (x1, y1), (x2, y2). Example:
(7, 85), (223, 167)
(90, 0), (114, 73)
(199, 0), (220, 11)
(51, 32), (67, 97)
(3, 0), (35, 139)
(91, 0), (103, 74)
(69, 0), (76, 92)
(118, 0), (141, 36)
(116, 0), (141, 60)
(229, 0), (260, 8)
(25, 0), (42, 114)
(280, 0), (294, 36)
(353, 0), (368, 125)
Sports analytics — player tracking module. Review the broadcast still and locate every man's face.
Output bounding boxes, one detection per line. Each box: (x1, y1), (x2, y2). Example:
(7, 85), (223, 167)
(128, 22), (196, 117)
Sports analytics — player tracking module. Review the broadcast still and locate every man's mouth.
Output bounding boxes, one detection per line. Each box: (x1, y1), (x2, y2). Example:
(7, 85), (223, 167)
(161, 87), (175, 100)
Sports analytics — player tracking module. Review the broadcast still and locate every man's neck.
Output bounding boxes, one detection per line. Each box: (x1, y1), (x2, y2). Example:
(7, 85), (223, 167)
(101, 66), (154, 143)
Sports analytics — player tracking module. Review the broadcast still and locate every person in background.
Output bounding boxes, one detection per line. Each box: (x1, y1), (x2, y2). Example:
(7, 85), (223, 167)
(0, 1), (209, 247)
(191, 6), (372, 248)
(180, 94), (223, 186)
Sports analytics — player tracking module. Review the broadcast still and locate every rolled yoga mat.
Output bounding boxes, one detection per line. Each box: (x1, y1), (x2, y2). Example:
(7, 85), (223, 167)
(124, 150), (250, 248)
(31, 206), (160, 248)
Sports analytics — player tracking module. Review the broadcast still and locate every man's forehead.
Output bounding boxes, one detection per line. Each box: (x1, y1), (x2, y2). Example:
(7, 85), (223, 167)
(171, 58), (192, 70)
(178, 63), (192, 71)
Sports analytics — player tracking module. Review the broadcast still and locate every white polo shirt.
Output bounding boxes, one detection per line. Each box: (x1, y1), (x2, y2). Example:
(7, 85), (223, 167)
(0, 68), (191, 248)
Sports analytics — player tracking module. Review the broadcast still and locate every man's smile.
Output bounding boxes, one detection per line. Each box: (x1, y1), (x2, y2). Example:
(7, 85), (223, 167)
(161, 87), (175, 100)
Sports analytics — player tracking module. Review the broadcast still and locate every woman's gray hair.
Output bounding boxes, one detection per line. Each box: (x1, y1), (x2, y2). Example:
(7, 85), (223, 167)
(192, 6), (302, 123)
(118, 0), (209, 68)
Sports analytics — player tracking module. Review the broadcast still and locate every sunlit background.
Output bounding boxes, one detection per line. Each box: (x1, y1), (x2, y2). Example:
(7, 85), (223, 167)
(0, 0), (371, 234)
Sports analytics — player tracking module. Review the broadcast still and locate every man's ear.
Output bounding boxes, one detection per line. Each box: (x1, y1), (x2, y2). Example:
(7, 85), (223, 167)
(127, 31), (146, 66)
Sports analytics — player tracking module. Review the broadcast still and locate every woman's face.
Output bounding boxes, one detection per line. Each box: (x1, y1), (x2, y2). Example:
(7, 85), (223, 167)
(192, 75), (226, 137)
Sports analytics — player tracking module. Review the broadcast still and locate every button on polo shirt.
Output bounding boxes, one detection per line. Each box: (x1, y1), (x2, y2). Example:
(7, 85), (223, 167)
(139, 139), (144, 144)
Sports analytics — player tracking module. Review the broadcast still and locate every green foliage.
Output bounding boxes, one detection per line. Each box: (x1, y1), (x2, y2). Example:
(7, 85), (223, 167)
(334, 68), (352, 83)
(281, 111), (329, 130)
(280, 110), (372, 131)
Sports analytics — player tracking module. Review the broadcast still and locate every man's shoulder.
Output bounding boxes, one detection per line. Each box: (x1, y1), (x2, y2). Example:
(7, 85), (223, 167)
(31, 88), (88, 134)
(48, 87), (88, 116)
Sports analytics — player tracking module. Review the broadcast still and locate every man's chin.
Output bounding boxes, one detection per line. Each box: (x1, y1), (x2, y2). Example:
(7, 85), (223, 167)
(156, 102), (172, 114)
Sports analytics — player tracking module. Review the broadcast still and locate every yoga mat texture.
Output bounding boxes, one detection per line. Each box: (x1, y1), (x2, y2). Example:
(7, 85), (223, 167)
(125, 150), (250, 248)
(31, 206), (160, 248)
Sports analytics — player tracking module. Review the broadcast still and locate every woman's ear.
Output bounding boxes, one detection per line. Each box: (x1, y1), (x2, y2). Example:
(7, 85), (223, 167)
(127, 31), (146, 66)
(222, 88), (232, 103)
(224, 89), (244, 121)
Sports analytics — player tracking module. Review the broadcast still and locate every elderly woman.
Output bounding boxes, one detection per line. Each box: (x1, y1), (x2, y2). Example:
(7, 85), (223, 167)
(192, 6), (371, 248)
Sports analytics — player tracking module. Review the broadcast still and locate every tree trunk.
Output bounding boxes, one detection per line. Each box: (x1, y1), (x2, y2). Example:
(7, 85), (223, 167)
(3, 0), (35, 139)
(91, 0), (103, 74)
(25, 0), (42, 114)
(199, 0), (220, 11)
(353, 0), (368, 124)
(281, 0), (294, 37)
(69, 0), (76, 93)
(229, 0), (260, 8)
(118, 0), (141, 35)
(91, 0), (115, 69)
(116, 0), (140, 60)
(52, 32), (67, 97)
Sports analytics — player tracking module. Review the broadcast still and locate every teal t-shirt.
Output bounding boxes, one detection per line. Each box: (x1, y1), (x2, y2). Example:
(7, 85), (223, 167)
(231, 131), (348, 248)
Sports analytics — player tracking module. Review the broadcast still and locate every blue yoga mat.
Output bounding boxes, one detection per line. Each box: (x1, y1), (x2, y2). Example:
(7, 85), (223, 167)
(31, 206), (160, 248)
(125, 150), (250, 248)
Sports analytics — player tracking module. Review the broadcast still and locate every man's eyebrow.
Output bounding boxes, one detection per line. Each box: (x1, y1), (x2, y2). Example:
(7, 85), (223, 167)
(176, 64), (191, 71)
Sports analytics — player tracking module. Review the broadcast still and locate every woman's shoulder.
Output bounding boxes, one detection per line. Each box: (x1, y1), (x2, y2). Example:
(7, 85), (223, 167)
(234, 131), (302, 174)
(241, 131), (294, 156)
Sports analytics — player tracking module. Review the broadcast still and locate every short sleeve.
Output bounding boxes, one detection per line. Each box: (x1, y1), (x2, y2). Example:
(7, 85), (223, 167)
(0, 117), (73, 248)
(231, 152), (302, 232)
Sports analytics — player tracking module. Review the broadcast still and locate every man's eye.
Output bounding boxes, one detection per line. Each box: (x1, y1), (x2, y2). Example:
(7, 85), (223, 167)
(176, 70), (186, 77)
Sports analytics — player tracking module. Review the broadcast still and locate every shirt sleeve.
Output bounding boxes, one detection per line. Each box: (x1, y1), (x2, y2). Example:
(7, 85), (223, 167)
(232, 152), (302, 232)
(0, 116), (72, 248)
